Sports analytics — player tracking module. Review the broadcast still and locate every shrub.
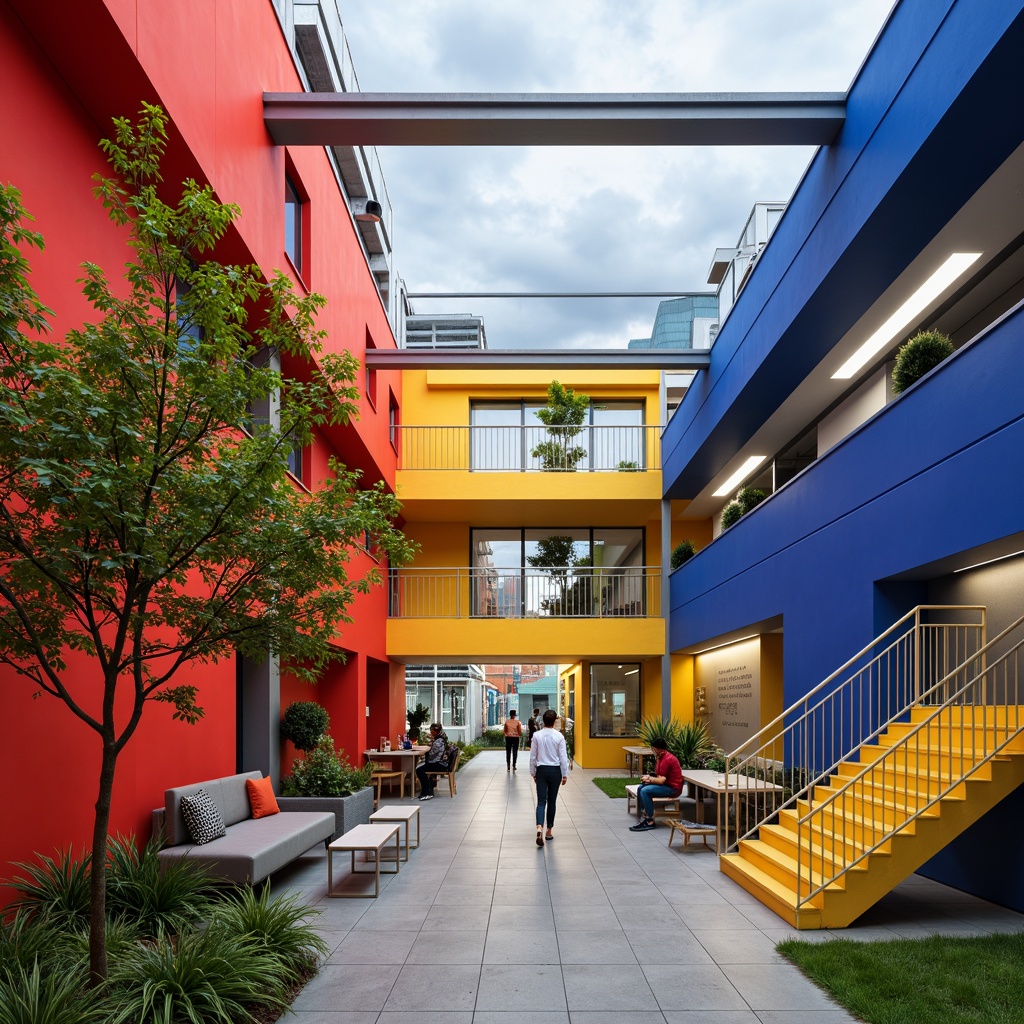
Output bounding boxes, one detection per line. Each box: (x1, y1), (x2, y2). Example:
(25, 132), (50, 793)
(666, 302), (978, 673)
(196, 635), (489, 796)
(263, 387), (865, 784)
(280, 735), (374, 797)
(8, 849), (91, 930)
(892, 329), (954, 394)
(670, 540), (696, 569)
(106, 925), (289, 1024)
(720, 501), (743, 529)
(457, 743), (482, 767)
(105, 836), (215, 939)
(738, 487), (767, 514)
(616, 460), (640, 471)
(476, 728), (506, 747)
(212, 886), (326, 977)
(0, 960), (104, 1024)
(406, 702), (431, 744)
(0, 911), (77, 979)
(635, 716), (714, 768)
(281, 701), (330, 752)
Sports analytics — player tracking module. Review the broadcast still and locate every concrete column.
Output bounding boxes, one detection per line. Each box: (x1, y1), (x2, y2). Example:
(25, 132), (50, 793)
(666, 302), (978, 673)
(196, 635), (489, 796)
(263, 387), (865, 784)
(239, 653), (281, 784)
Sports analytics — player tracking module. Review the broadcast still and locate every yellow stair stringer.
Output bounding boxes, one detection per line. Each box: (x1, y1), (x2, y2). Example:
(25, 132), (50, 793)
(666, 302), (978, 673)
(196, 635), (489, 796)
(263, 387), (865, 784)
(719, 737), (1024, 929)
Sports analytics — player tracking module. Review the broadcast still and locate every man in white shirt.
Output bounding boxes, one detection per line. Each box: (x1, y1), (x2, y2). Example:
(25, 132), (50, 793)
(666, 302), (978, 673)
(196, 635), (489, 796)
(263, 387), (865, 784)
(529, 709), (568, 846)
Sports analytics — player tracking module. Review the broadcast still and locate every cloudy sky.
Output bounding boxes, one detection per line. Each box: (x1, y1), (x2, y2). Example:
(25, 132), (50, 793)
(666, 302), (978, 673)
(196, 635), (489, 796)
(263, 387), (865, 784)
(338, 1), (895, 349)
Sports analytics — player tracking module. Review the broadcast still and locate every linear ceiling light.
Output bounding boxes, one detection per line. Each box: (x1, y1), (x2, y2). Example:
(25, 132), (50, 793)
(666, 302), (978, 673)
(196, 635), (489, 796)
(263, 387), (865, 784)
(712, 455), (767, 497)
(832, 252), (982, 380)
(954, 548), (1024, 574)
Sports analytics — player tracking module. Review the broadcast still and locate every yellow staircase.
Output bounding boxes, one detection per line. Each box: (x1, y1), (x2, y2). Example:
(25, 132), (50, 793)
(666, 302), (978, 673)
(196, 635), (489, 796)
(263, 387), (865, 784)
(717, 606), (1024, 929)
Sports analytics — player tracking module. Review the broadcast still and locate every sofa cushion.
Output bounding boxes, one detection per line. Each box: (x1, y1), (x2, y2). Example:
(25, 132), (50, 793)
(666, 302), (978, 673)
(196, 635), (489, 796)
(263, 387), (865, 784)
(180, 789), (226, 845)
(246, 775), (280, 819)
(165, 771), (262, 845)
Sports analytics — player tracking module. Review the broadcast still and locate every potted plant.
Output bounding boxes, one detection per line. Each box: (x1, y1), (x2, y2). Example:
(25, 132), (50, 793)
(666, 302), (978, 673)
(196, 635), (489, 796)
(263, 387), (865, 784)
(892, 329), (954, 393)
(670, 540), (696, 569)
(406, 702), (431, 745)
(530, 381), (589, 471)
(277, 703), (374, 840)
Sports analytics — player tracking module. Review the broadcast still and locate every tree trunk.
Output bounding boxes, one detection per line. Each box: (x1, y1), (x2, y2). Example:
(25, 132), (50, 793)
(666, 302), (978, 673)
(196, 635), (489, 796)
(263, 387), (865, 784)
(88, 738), (118, 985)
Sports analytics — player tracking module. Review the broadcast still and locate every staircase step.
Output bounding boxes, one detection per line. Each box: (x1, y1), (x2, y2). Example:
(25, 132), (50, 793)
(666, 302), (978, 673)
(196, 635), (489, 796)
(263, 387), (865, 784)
(719, 852), (823, 929)
(746, 830), (876, 886)
(761, 820), (879, 864)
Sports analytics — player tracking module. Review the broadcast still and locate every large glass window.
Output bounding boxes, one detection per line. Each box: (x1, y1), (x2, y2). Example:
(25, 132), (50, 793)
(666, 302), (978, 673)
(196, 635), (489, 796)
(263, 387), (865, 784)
(590, 663), (641, 737)
(442, 683), (466, 727)
(592, 402), (645, 470)
(470, 528), (645, 617)
(285, 176), (303, 273)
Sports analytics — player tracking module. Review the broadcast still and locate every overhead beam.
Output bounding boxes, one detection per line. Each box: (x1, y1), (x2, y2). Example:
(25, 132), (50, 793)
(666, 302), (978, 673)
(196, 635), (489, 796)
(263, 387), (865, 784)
(263, 92), (846, 147)
(364, 349), (711, 371)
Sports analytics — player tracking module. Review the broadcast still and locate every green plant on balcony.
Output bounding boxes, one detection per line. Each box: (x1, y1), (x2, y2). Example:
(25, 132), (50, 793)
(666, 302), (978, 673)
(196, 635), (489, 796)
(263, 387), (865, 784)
(527, 535), (592, 615)
(721, 501), (744, 530)
(892, 329), (954, 394)
(670, 540), (696, 569)
(531, 381), (589, 471)
(617, 459), (640, 471)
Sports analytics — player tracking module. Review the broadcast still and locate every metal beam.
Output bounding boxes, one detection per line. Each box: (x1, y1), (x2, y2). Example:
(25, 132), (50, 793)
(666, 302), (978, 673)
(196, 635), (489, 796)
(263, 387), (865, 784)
(263, 92), (846, 147)
(364, 349), (710, 370)
(406, 291), (714, 299)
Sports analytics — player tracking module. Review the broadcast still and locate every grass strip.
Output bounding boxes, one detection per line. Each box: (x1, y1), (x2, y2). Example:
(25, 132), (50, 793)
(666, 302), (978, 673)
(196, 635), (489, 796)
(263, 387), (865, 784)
(592, 777), (629, 798)
(777, 932), (1024, 1024)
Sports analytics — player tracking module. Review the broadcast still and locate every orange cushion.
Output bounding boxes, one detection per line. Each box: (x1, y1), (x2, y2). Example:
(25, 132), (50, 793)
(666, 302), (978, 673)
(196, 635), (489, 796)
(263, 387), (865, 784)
(246, 775), (280, 819)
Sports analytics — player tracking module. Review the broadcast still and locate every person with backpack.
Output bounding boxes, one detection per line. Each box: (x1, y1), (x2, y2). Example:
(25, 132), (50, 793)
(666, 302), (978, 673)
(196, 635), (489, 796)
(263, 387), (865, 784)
(416, 722), (449, 801)
(504, 709), (523, 772)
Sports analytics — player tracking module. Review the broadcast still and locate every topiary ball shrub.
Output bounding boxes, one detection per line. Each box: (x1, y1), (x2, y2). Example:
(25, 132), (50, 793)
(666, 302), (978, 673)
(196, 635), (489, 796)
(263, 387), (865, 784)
(721, 501), (744, 530)
(280, 701), (330, 753)
(738, 487), (767, 514)
(892, 330), (954, 394)
(670, 540), (696, 570)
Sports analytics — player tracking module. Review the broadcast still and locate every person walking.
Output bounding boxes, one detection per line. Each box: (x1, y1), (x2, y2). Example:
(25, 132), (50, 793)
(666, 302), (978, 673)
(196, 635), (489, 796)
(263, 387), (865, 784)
(504, 709), (523, 771)
(527, 708), (541, 748)
(629, 736), (682, 831)
(529, 709), (568, 846)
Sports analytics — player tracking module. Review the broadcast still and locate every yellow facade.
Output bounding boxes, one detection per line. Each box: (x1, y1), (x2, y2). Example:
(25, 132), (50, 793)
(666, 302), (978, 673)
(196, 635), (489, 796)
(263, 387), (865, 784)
(391, 367), (681, 767)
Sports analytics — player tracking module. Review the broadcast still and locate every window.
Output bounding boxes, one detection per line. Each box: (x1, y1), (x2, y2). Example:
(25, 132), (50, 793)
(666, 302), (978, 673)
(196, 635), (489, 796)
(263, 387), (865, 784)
(590, 663), (641, 738)
(389, 391), (400, 451)
(174, 268), (202, 350)
(286, 436), (305, 484)
(284, 174), (304, 275)
(365, 329), (377, 409)
(470, 528), (645, 617)
(442, 683), (466, 727)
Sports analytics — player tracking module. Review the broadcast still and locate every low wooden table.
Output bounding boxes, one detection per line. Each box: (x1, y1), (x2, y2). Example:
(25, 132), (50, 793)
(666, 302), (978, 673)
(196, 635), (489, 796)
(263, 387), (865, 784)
(369, 805), (421, 862)
(327, 822), (402, 898)
(622, 745), (653, 777)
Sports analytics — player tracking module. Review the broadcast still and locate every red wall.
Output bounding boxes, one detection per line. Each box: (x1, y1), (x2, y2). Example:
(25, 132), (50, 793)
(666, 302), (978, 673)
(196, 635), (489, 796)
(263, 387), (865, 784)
(0, 0), (402, 885)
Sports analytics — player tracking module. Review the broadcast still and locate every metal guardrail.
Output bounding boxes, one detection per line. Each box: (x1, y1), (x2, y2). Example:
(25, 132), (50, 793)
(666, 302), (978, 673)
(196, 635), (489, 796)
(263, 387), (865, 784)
(388, 565), (661, 618)
(394, 424), (661, 472)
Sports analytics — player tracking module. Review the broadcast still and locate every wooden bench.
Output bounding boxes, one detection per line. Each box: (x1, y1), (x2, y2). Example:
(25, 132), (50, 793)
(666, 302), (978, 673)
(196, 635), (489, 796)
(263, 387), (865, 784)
(327, 822), (402, 898)
(666, 818), (716, 849)
(369, 804), (421, 862)
(625, 784), (680, 821)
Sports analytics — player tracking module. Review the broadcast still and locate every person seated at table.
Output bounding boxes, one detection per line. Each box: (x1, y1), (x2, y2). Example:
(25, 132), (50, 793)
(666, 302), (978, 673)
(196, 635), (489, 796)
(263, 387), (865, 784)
(416, 722), (449, 801)
(629, 736), (682, 832)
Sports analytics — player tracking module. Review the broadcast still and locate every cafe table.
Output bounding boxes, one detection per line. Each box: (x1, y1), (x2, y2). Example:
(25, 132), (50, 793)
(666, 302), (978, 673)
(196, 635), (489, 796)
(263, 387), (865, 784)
(363, 745), (429, 795)
(680, 768), (785, 853)
(621, 745), (654, 777)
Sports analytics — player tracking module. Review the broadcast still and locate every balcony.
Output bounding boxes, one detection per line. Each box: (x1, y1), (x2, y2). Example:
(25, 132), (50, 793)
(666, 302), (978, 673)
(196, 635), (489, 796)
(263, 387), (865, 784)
(389, 565), (661, 618)
(386, 566), (665, 664)
(394, 424), (661, 472)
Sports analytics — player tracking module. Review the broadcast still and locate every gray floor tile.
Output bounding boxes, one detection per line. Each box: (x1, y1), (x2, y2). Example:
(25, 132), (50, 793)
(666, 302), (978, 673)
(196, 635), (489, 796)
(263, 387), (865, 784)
(475, 963), (566, 1011)
(622, 927), (714, 965)
(291, 963), (400, 1012)
(326, 928), (418, 965)
(691, 928), (786, 964)
(484, 928), (561, 964)
(570, 1014), (671, 1024)
(473, 1013), (569, 1024)
(378, 1015), (472, 1024)
(723, 964), (843, 1012)
(662, 1013), (759, 1024)
(642, 964), (748, 1011)
(406, 929), (487, 964)
(556, 928), (638, 964)
(562, 964), (658, 1011)
(384, 964), (480, 1011)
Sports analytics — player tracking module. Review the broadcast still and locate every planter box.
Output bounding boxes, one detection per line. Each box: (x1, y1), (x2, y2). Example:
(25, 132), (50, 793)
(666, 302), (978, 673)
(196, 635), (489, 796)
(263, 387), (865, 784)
(277, 786), (373, 843)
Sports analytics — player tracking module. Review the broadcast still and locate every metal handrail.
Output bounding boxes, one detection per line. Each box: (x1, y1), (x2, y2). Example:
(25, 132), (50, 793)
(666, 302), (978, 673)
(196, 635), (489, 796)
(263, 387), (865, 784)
(788, 610), (1024, 907)
(722, 606), (988, 885)
(388, 565), (661, 618)
(394, 424), (662, 472)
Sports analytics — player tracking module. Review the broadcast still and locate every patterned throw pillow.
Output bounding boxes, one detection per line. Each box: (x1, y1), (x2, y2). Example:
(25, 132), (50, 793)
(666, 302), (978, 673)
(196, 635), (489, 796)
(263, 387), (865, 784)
(180, 789), (226, 845)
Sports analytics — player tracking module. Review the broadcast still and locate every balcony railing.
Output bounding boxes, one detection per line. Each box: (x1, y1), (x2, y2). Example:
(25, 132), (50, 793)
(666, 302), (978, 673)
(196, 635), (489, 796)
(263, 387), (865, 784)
(394, 425), (661, 472)
(389, 566), (662, 618)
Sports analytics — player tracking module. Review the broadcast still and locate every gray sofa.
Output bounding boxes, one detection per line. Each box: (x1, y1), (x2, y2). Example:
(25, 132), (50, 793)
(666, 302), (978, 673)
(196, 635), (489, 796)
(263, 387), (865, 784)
(153, 770), (335, 884)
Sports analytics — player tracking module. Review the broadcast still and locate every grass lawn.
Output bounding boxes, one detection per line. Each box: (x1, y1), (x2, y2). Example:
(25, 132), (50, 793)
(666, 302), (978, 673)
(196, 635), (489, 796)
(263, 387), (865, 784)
(778, 932), (1024, 1024)
(592, 777), (629, 798)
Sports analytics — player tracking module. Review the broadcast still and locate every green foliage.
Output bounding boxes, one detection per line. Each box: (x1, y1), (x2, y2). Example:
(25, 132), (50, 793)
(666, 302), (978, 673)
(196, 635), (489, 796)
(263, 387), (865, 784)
(616, 460), (640, 471)
(0, 912), (78, 979)
(476, 728), (506, 747)
(670, 540), (696, 569)
(0, 960), (104, 1024)
(280, 701), (330, 752)
(405, 701), (432, 744)
(211, 886), (327, 976)
(738, 487), (767, 513)
(455, 743), (480, 767)
(892, 329), (955, 394)
(104, 836), (214, 939)
(527, 535), (592, 615)
(106, 925), (289, 1024)
(8, 850), (91, 930)
(720, 501), (744, 529)
(0, 106), (414, 979)
(563, 717), (575, 762)
(635, 716), (715, 768)
(531, 381), (590, 470)
(280, 734), (373, 797)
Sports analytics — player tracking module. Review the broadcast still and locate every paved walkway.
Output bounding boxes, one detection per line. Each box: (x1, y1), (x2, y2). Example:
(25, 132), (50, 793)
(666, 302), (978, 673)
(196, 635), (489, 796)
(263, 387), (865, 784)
(278, 750), (1024, 1023)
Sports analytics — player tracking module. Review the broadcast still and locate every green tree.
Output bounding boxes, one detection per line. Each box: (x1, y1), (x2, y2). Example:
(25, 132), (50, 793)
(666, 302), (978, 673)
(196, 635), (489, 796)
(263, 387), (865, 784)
(530, 380), (590, 471)
(527, 535), (591, 615)
(0, 105), (414, 983)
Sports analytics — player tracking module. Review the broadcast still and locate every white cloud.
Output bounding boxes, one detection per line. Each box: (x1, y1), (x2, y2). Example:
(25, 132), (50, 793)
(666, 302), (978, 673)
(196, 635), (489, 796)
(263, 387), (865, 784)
(337, 0), (894, 347)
